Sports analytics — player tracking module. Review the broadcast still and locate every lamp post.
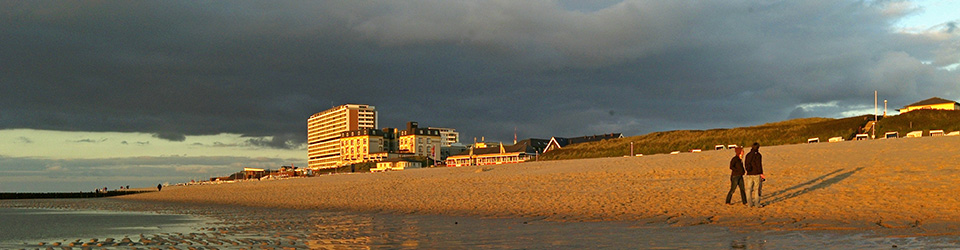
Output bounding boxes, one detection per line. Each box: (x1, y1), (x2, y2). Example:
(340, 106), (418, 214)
(873, 91), (877, 139)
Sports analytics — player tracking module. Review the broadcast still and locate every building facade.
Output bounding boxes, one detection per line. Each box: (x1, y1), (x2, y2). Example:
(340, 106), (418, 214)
(338, 128), (400, 165)
(399, 122), (442, 161)
(899, 97), (960, 113)
(428, 127), (459, 147)
(307, 104), (377, 170)
(446, 139), (548, 167)
(372, 159), (422, 172)
(337, 122), (445, 166)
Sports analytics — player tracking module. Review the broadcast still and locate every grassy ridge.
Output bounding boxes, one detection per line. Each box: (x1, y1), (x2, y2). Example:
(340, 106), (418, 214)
(540, 115), (875, 160)
(875, 110), (960, 136)
(541, 110), (960, 161)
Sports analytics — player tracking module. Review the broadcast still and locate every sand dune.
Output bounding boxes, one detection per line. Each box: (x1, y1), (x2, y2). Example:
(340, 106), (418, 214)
(119, 136), (960, 233)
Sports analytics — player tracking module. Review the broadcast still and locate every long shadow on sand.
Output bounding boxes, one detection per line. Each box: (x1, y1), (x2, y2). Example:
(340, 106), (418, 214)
(764, 167), (864, 206)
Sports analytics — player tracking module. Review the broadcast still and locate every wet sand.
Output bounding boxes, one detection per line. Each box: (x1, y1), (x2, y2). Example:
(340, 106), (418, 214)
(3, 199), (953, 249)
(121, 136), (960, 235)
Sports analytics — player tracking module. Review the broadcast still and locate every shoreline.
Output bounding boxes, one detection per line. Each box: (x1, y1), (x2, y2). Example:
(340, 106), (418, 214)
(5, 198), (950, 249)
(0, 190), (153, 200)
(118, 136), (960, 235)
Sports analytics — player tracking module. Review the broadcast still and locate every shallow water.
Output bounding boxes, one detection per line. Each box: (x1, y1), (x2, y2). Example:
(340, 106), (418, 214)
(1, 199), (959, 249)
(0, 207), (203, 247)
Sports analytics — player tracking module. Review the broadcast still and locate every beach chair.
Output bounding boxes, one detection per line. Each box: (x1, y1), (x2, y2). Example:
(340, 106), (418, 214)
(884, 132), (898, 139)
(906, 131), (923, 138)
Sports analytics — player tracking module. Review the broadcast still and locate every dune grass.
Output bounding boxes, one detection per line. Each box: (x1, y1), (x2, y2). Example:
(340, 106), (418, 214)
(875, 109), (960, 136)
(540, 115), (875, 160)
(541, 110), (960, 161)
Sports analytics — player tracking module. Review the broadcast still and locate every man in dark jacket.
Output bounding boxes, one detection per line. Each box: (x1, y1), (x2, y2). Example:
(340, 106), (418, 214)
(725, 146), (747, 205)
(744, 142), (764, 207)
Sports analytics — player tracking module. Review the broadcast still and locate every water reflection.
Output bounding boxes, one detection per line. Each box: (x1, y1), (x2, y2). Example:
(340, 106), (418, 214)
(2, 199), (960, 249)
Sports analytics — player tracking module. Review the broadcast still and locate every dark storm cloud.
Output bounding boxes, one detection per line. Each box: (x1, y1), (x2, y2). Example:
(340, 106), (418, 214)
(1, 1), (958, 144)
(69, 138), (108, 143)
(152, 132), (186, 142)
(245, 133), (302, 149)
(15, 137), (33, 144)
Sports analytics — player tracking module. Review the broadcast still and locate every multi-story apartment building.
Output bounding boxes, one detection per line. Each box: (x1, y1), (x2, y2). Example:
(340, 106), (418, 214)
(307, 104), (377, 170)
(338, 128), (400, 165)
(427, 127), (459, 147)
(398, 122), (442, 161)
(337, 122), (443, 165)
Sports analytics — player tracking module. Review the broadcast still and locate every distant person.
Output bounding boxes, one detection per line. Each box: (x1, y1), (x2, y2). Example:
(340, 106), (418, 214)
(157, 184), (163, 191)
(744, 142), (764, 208)
(725, 146), (747, 205)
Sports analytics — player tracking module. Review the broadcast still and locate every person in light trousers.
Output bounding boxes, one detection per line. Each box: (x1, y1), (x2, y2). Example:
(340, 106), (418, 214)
(744, 142), (764, 208)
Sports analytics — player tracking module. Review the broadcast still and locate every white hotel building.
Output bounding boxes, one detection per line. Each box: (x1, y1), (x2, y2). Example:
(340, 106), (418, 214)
(428, 127), (459, 147)
(307, 104), (377, 170)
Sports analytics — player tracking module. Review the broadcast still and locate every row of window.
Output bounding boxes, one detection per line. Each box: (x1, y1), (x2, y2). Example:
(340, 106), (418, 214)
(400, 137), (432, 145)
(446, 155), (532, 166)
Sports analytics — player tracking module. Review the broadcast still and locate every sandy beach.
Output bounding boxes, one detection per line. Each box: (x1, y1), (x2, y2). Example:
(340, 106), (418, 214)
(120, 136), (960, 235)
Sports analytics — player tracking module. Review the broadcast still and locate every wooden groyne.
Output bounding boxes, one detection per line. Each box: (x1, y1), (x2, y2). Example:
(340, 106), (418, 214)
(0, 190), (153, 200)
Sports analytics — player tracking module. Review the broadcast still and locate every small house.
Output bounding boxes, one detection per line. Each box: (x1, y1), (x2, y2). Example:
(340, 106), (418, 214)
(898, 97), (960, 113)
(855, 134), (869, 141)
(828, 137), (845, 142)
(807, 138), (819, 143)
(371, 158), (423, 172)
(243, 167), (266, 179)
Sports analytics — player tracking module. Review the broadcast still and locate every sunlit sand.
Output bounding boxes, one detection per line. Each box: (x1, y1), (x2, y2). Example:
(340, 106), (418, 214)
(120, 136), (960, 234)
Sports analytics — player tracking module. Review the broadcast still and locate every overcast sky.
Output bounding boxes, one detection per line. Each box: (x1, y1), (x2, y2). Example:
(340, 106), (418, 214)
(2, 0), (958, 191)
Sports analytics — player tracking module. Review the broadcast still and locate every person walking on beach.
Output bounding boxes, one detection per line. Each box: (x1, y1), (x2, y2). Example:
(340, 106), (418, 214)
(157, 183), (163, 191)
(725, 146), (747, 205)
(744, 142), (764, 208)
